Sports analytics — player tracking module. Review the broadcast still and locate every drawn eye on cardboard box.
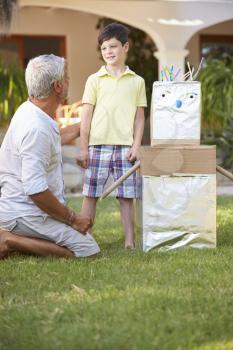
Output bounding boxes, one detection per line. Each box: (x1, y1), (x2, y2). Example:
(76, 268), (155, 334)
(151, 81), (201, 146)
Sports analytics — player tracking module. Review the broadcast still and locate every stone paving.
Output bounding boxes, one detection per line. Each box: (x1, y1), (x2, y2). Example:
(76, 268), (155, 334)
(216, 171), (233, 196)
(217, 185), (233, 196)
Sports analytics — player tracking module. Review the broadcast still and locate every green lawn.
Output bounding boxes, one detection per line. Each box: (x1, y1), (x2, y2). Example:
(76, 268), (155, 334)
(0, 196), (233, 350)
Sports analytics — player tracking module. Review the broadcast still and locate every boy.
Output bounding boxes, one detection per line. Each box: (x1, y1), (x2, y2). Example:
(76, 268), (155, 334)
(79, 23), (147, 249)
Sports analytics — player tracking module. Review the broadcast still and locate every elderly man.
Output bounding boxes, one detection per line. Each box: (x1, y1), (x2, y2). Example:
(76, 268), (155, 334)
(0, 54), (100, 259)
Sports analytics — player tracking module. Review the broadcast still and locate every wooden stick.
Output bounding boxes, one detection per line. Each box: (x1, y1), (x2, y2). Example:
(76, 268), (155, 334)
(216, 165), (233, 182)
(100, 161), (141, 199)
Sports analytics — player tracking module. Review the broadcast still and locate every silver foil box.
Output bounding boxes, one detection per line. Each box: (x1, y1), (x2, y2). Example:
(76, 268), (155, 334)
(136, 174), (216, 252)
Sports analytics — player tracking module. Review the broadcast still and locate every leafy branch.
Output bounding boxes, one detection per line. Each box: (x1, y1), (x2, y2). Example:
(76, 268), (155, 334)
(0, 58), (27, 127)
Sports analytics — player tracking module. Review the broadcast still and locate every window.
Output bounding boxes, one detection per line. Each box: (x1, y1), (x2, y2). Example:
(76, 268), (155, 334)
(200, 34), (233, 61)
(0, 35), (66, 67)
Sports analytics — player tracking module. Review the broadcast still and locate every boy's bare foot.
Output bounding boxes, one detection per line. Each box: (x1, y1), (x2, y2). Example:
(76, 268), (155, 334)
(125, 242), (135, 250)
(0, 230), (12, 259)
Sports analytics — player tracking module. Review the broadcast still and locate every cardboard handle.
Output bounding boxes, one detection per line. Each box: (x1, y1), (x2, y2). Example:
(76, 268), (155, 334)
(216, 165), (233, 182)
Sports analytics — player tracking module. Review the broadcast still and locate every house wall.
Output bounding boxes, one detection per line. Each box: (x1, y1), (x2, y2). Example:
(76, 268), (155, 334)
(186, 19), (233, 66)
(8, 7), (233, 102)
(10, 7), (102, 103)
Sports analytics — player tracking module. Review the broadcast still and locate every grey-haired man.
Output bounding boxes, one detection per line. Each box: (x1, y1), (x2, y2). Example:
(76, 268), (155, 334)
(0, 54), (100, 259)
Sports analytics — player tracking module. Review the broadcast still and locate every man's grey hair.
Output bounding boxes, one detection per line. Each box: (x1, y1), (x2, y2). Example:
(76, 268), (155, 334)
(25, 54), (66, 99)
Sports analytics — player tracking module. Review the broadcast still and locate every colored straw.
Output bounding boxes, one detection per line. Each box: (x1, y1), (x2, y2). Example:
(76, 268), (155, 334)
(173, 68), (181, 80)
(187, 67), (195, 80)
(187, 61), (193, 80)
(170, 65), (174, 81)
(180, 71), (190, 80)
(161, 70), (164, 81)
(193, 57), (204, 80)
(163, 65), (169, 81)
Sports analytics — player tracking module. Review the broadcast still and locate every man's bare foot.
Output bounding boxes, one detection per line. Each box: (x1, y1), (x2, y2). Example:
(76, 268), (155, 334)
(0, 230), (12, 259)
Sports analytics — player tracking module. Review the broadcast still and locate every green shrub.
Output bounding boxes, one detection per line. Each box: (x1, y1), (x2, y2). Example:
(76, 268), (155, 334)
(200, 57), (233, 169)
(199, 57), (233, 132)
(0, 59), (27, 127)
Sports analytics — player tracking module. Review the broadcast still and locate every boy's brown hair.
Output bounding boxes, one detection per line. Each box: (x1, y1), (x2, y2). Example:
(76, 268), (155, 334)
(98, 22), (129, 46)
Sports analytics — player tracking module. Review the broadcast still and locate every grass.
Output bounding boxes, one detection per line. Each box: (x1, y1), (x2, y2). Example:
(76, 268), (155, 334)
(0, 196), (233, 350)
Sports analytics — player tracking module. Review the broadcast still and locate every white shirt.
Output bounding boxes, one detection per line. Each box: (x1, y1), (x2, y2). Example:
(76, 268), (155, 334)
(0, 100), (65, 221)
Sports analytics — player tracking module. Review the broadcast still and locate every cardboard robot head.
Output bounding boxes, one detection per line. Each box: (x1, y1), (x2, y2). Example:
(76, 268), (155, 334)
(151, 81), (201, 146)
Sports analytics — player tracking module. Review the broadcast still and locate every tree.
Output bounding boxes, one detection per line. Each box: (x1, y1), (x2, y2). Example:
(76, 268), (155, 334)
(0, 0), (18, 32)
(0, 58), (27, 127)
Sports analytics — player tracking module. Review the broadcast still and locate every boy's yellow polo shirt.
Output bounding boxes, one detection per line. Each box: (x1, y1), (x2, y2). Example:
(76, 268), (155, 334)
(82, 66), (147, 146)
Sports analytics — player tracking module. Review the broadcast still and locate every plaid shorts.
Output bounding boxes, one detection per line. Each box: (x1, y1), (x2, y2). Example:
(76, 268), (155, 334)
(83, 145), (138, 198)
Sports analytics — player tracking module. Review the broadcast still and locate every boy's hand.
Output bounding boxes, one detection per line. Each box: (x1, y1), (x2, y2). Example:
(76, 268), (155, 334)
(77, 150), (88, 169)
(71, 213), (93, 234)
(127, 146), (138, 163)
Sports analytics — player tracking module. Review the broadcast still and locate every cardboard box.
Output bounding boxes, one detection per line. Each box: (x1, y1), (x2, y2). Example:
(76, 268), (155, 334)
(151, 81), (201, 146)
(136, 174), (216, 252)
(136, 145), (216, 252)
(139, 146), (216, 176)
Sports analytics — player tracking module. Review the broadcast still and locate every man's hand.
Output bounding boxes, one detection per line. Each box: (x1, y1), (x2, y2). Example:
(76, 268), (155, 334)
(77, 149), (89, 169)
(71, 213), (93, 234)
(127, 146), (138, 163)
(60, 123), (80, 145)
